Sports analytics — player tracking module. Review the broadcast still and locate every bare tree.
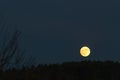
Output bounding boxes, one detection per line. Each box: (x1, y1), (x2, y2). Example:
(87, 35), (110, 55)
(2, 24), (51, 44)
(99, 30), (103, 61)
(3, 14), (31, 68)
(0, 16), (25, 70)
(0, 29), (21, 69)
(0, 16), (36, 72)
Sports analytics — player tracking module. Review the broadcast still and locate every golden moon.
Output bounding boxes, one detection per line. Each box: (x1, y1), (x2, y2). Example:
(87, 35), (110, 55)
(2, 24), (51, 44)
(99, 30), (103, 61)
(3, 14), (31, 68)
(80, 46), (91, 57)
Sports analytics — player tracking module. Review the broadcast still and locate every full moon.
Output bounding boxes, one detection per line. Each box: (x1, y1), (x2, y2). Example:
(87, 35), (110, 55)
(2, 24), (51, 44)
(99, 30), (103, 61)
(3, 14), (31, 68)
(80, 46), (91, 57)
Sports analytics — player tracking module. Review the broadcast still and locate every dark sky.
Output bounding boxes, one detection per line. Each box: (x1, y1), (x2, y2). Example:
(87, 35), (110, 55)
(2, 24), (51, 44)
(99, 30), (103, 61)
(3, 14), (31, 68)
(0, 0), (119, 64)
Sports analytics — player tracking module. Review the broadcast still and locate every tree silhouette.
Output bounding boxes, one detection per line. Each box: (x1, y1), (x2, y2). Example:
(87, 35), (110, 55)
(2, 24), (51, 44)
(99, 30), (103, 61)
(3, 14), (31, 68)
(0, 30), (21, 69)
(0, 16), (25, 80)
(1, 60), (120, 80)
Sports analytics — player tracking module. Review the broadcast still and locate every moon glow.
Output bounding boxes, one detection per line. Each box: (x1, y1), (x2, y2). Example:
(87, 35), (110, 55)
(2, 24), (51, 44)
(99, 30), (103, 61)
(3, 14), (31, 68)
(80, 46), (91, 57)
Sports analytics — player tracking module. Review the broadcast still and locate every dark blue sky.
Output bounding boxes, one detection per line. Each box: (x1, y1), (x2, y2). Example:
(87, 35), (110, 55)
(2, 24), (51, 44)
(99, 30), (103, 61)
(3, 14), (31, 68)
(0, 0), (120, 64)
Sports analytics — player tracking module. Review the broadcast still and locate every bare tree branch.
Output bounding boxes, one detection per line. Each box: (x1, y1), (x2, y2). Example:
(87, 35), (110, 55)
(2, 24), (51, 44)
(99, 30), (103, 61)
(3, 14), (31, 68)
(0, 16), (35, 71)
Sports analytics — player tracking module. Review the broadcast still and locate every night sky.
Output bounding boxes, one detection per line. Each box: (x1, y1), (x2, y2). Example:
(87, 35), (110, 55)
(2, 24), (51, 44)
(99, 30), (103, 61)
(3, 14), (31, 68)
(0, 0), (119, 64)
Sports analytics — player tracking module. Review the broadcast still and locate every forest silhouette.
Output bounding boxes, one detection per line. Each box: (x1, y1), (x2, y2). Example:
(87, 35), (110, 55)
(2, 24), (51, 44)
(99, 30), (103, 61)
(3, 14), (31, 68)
(0, 60), (120, 80)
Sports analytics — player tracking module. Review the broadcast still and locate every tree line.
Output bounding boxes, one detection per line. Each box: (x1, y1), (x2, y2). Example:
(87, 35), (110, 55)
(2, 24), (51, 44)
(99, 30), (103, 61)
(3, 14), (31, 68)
(0, 61), (120, 80)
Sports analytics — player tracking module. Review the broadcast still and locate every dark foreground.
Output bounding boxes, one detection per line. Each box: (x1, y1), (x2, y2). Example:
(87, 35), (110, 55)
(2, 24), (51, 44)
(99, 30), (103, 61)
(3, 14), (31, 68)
(1, 61), (120, 80)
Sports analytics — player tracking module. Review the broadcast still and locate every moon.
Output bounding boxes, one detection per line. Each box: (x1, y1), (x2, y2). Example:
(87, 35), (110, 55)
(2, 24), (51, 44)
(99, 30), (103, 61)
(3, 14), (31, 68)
(80, 46), (91, 57)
